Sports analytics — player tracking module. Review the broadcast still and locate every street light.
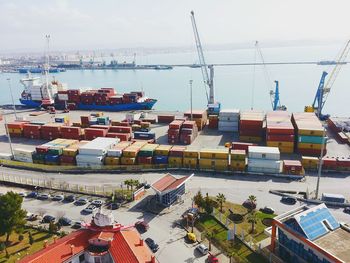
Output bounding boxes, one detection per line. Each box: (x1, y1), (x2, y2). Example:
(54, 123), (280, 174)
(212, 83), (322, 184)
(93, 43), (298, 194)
(315, 125), (327, 199)
(2, 111), (14, 157)
(7, 78), (17, 119)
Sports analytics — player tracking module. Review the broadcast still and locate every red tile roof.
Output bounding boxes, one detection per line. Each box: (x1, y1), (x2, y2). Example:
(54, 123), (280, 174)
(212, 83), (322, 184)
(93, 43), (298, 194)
(151, 173), (192, 194)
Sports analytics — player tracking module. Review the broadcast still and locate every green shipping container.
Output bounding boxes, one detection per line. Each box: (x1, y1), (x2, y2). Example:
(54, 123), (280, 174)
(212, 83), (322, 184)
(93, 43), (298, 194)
(298, 135), (326, 144)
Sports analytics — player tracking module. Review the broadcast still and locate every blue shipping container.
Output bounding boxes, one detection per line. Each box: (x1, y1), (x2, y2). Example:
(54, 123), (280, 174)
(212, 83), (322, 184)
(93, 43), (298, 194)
(134, 131), (156, 139)
(44, 154), (60, 163)
(153, 156), (168, 164)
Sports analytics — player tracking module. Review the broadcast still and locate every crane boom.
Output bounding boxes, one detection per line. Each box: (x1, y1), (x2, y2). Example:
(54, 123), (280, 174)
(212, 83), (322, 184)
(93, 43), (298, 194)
(190, 11), (212, 104)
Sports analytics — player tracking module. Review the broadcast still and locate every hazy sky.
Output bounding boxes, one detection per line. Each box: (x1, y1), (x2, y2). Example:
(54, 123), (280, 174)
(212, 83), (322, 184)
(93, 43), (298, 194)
(1, 0), (349, 51)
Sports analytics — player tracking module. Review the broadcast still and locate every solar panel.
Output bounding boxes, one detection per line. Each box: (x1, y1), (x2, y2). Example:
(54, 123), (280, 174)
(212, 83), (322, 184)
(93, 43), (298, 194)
(297, 207), (340, 241)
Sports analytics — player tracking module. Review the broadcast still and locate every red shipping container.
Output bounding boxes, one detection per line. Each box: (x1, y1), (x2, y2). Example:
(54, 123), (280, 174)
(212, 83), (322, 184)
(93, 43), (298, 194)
(322, 157), (337, 167)
(61, 126), (81, 135)
(60, 155), (76, 164)
(231, 142), (257, 152)
(61, 132), (82, 140)
(169, 146), (186, 157)
(41, 132), (61, 140)
(298, 149), (326, 157)
(283, 160), (303, 172)
(182, 121), (196, 129)
(109, 126), (132, 133)
(7, 122), (26, 129)
(169, 120), (184, 130)
(337, 158), (350, 167)
(267, 135), (295, 142)
(36, 146), (49, 154)
(84, 128), (107, 140)
(137, 156), (153, 165)
(239, 130), (263, 137)
(157, 115), (175, 123)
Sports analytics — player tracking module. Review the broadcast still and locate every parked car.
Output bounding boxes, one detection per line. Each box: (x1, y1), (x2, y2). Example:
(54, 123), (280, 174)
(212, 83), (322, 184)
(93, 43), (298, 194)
(52, 194), (64, 201)
(72, 221), (83, 229)
(343, 207), (350, 214)
(107, 203), (120, 210)
(208, 254), (219, 263)
(18, 192), (27, 198)
(42, 215), (55, 223)
(140, 183), (151, 189)
(135, 221), (149, 233)
(145, 238), (159, 253)
(281, 196), (297, 205)
(37, 193), (51, 200)
(196, 244), (209, 255)
(75, 198), (88, 206)
(91, 200), (104, 207)
(64, 195), (76, 203)
(260, 206), (275, 214)
(27, 192), (38, 198)
(26, 213), (38, 221)
(58, 217), (72, 226)
(82, 205), (97, 214)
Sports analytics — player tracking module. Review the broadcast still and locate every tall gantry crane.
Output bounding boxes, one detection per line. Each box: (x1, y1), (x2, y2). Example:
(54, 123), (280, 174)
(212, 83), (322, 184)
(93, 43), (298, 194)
(307, 40), (350, 119)
(190, 11), (220, 114)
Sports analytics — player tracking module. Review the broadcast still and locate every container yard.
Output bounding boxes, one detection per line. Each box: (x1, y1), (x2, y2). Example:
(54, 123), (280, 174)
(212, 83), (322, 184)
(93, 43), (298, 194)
(1, 108), (349, 175)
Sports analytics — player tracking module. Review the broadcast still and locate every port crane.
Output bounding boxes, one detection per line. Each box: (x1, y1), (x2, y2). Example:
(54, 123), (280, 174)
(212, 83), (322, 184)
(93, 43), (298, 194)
(190, 11), (220, 114)
(306, 40), (350, 120)
(255, 41), (286, 111)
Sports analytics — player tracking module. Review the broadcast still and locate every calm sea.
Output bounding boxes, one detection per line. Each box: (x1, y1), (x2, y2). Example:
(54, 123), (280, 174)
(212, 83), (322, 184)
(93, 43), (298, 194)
(1, 44), (349, 116)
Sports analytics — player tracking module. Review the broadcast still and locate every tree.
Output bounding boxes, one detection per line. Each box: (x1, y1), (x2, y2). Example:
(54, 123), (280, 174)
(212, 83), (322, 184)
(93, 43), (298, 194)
(247, 211), (258, 234)
(0, 192), (27, 244)
(124, 179), (131, 191)
(28, 232), (34, 245)
(48, 222), (58, 234)
(193, 191), (204, 210)
(247, 195), (257, 211)
(205, 231), (215, 251)
(216, 193), (226, 212)
(204, 193), (213, 214)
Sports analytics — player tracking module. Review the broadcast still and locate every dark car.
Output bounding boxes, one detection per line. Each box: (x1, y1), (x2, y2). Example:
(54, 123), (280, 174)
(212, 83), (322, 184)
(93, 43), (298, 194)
(135, 221), (149, 233)
(72, 221), (82, 229)
(75, 198), (88, 206)
(140, 183), (151, 189)
(58, 217), (72, 226)
(343, 207), (350, 214)
(281, 196), (297, 205)
(145, 238), (159, 253)
(64, 195), (76, 203)
(107, 203), (120, 210)
(27, 192), (38, 198)
(42, 215), (55, 223)
(260, 206), (275, 214)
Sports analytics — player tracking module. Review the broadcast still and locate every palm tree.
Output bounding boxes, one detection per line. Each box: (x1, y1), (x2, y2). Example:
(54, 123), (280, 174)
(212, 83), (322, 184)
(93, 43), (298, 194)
(124, 180), (132, 191)
(205, 231), (215, 251)
(247, 211), (257, 234)
(247, 195), (257, 211)
(216, 193), (226, 212)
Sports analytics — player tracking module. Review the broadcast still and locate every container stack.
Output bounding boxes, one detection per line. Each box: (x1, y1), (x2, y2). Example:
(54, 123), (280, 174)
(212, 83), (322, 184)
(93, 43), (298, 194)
(230, 149), (247, 171)
(180, 121), (198, 145)
(168, 146), (186, 167)
(183, 149), (199, 169)
(60, 141), (88, 166)
(137, 144), (159, 165)
(230, 142), (257, 153)
(292, 112), (326, 156)
(40, 123), (62, 140)
(208, 115), (219, 129)
(105, 141), (131, 165)
(13, 148), (34, 163)
(153, 145), (172, 165)
(108, 126), (132, 141)
(97, 116), (110, 125)
(239, 110), (265, 142)
(168, 120), (184, 144)
(266, 111), (295, 154)
(301, 156), (319, 170)
(199, 148), (229, 171)
(282, 160), (303, 175)
(23, 123), (42, 139)
(6, 122), (25, 137)
(157, 115), (175, 124)
(61, 126), (84, 140)
(84, 128), (108, 140)
(80, 116), (91, 128)
(67, 89), (81, 106)
(76, 137), (119, 168)
(247, 146), (282, 174)
(218, 109), (240, 132)
(184, 110), (207, 131)
(80, 90), (96, 105)
(328, 117), (350, 145)
(121, 141), (147, 165)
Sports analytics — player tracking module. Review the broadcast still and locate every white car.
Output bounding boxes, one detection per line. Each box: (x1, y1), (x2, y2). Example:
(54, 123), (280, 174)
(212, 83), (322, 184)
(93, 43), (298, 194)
(52, 194), (64, 201)
(196, 244), (208, 255)
(37, 193), (51, 200)
(91, 200), (104, 207)
(82, 205), (97, 214)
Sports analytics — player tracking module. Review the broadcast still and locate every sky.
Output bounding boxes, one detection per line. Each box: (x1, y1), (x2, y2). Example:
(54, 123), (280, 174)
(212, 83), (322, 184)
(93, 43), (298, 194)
(1, 0), (350, 52)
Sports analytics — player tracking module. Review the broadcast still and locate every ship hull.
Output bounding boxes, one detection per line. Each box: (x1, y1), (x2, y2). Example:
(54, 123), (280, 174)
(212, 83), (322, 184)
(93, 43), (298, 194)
(19, 98), (157, 111)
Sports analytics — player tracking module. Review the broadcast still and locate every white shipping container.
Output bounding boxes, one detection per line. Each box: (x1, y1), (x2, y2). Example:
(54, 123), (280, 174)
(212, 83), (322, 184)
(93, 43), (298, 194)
(58, 94), (69, 101)
(0, 153), (13, 160)
(248, 158), (282, 170)
(107, 149), (123, 157)
(76, 162), (103, 168)
(219, 109), (240, 117)
(79, 137), (119, 156)
(76, 154), (104, 164)
(14, 149), (34, 158)
(248, 146), (280, 160)
(248, 166), (282, 174)
(14, 156), (33, 163)
(219, 116), (239, 122)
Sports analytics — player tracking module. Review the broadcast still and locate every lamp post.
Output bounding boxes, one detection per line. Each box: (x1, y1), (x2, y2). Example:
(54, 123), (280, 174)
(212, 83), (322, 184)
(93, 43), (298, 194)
(315, 125), (326, 199)
(7, 78), (17, 119)
(2, 111), (14, 157)
(189, 80), (193, 120)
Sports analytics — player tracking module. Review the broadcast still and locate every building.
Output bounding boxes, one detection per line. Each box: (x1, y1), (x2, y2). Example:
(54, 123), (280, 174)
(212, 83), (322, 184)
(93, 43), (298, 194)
(20, 211), (156, 263)
(270, 204), (350, 263)
(151, 173), (193, 206)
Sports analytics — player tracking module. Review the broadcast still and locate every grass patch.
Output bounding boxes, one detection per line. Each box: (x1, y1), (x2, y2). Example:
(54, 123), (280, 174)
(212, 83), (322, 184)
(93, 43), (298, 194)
(0, 228), (54, 263)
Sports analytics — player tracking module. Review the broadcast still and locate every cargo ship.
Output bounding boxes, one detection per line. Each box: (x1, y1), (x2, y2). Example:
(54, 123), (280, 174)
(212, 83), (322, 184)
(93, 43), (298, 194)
(19, 74), (157, 111)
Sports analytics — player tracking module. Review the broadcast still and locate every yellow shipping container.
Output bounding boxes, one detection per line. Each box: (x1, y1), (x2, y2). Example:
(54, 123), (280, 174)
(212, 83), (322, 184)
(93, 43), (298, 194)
(155, 145), (173, 156)
(301, 156), (319, 166)
(267, 141), (294, 148)
(279, 147), (294, 154)
(120, 157), (136, 165)
(168, 157), (183, 168)
(214, 159), (229, 167)
(200, 149), (229, 159)
(298, 129), (324, 137)
(8, 128), (22, 134)
(230, 150), (246, 161)
(183, 157), (198, 168)
(105, 156), (120, 165)
(199, 158), (214, 166)
(199, 163), (213, 170)
(239, 136), (262, 143)
(133, 141), (148, 147)
(123, 147), (139, 158)
(298, 143), (322, 150)
(63, 148), (78, 157)
(214, 164), (228, 171)
(183, 149), (199, 158)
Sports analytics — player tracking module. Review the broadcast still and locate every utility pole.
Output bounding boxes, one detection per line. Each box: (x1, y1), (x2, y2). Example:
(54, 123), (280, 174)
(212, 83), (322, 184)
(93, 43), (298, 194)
(3, 112), (14, 157)
(189, 80), (193, 120)
(7, 78), (17, 119)
(315, 126), (326, 199)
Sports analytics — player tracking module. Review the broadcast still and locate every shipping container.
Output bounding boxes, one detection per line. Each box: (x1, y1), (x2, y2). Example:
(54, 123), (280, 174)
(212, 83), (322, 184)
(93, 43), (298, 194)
(248, 146), (280, 160)
(200, 149), (229, 159)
